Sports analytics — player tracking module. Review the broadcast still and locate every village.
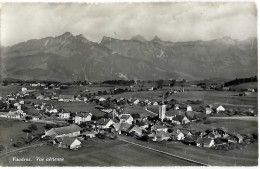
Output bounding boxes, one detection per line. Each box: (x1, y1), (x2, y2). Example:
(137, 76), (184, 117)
(0, 78), (258, 166)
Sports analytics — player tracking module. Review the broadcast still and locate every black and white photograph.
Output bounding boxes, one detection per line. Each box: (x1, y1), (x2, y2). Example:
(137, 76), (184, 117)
(0, 1), (258, 167)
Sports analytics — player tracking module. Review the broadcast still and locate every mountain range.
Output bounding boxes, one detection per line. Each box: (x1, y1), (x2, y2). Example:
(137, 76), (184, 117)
(1, 32), (257, 82)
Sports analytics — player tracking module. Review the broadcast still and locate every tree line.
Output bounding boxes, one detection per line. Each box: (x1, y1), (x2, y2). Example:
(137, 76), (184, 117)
(224, 76), (257, 87)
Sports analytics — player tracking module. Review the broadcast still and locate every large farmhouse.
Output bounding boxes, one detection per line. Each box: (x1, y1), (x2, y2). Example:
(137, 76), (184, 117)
(43, 125), (82, 138)
(58, 95), (75, 102)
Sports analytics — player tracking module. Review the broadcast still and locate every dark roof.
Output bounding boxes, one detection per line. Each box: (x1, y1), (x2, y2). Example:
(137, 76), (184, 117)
(82, 131), (95, 135)
(61, 137), (79, 146)
(120, 114), (132, 120)
(76, 113), (91, 117)
(153, 124), (168, 130)
(112, 123), (121, 131)
(97, 118), (112, 125)
(53, 125), (81, 135)
(129, 126), (142, 135)
(196, 138), (213, 144)
(120, 123), (133, 132)
(172, 115), (185, 122)
(166, 110), (185, 117)
(214, 138), (225, 145)
(156, 131), (170, 138)
(181, 130), (191, 135)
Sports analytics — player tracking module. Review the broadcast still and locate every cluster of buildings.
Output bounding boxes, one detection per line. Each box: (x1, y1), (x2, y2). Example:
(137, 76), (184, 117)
(0, 84), (256, 152)
(39, 101), (246, 151)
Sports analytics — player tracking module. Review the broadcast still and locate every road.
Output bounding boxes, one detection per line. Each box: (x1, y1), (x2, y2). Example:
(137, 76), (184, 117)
(209, 116), (258, 121)
(118, 136), (208, 166)
(144, 108), (158, 115)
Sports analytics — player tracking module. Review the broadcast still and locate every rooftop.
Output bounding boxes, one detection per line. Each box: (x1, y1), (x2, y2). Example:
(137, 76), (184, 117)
(53, 125), (81, 135)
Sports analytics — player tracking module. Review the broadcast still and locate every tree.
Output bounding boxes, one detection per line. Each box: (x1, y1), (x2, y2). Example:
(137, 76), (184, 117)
(25, 116), (32, 121)
(28, 124), (38, 133)
(79, 122), (87, 128)
(0, 144), (5, 152)
(131, 113), (141, 119)
(44, 124), (55, 130)
(97, 91), (103, 95)
(22, 129), (32, 133)
(91, 115), (99, 121)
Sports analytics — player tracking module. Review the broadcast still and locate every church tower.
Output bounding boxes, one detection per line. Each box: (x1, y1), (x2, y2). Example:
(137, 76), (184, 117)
(159, 95), (166, 120)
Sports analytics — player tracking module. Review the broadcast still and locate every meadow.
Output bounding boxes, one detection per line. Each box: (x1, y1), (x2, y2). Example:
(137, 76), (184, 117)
(0, 138), (196, 166)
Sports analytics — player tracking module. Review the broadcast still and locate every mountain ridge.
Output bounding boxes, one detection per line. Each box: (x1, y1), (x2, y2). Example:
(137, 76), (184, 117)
(1, 32), (257, 82)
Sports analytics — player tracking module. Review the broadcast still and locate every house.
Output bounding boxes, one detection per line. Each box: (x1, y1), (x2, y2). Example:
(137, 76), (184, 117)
(214, 138), (228, 146)
(58, 112), (71, 119)
(171, 130), (185, 140)
(51, 96), (59, 100)
(58, 95), (75, 102)
(82, 131), (96, 138)
(173, 104), (180, 110)
(204, 132), (221, 139)
(232, 133), (243, 143)
(99, 97), (106, 102)
(152, 131), (171, 141)
(215, 127), (229, 136)
(153, 102), (158, 106)
(186, 105), (192, 112)
(43, 96), (51, 101)
(166, 110), (186, 119)
(172, 115), (190, 125)
(45, 106), (58, 113)
(32, 116), (40, 121)
(74, 112), (92, 124)
(183, 135), (199, 146)
(133, 99), (140, 105)
(151, 124), (168, 132)
(119, 114), (133, 124)
(22, 87), (27, 92)
(97, 118), (114, 129)
(112, 123), (122, 134)
(57, 137), (81, 150)
(128, 125), (142, 137)
(43, 125), (82, 138)
(7, 109), (26, 119)
(120, 123), (134, 134)
(31, 83), (40, 87)
(7, 112), (21, 119)
(204, 108), (213, 115)
(148, 87), (154, 91)
(207, 104), (213, 109)
(19, 100), (25, 105)
(247, 88), (255, 92)
(181, 130), (192, 137)
(138, 121), (149, 130)
(222, 87), (230, 91)
(36, 95), (44, 100)
(216, 105), (225, 113)
(196, 138), (214, 148)
(185, 111), (201, 120)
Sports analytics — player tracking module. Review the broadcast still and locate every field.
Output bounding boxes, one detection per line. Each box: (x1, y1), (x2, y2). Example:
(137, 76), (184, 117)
(0, 138), (197, 166)
(166, 90), (257, 108)
(176, 118), (258, 135)
(0, 119), (45, 148)
(229, 82), (258, 90)
(0, 117), (257, 166)
(25, 99), (104, 116)
(0, 85), (22, 97)
(120, 135), (258, 166)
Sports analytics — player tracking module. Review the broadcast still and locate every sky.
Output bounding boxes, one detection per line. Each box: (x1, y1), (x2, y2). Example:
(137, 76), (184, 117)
(1, 2), (257, 46)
